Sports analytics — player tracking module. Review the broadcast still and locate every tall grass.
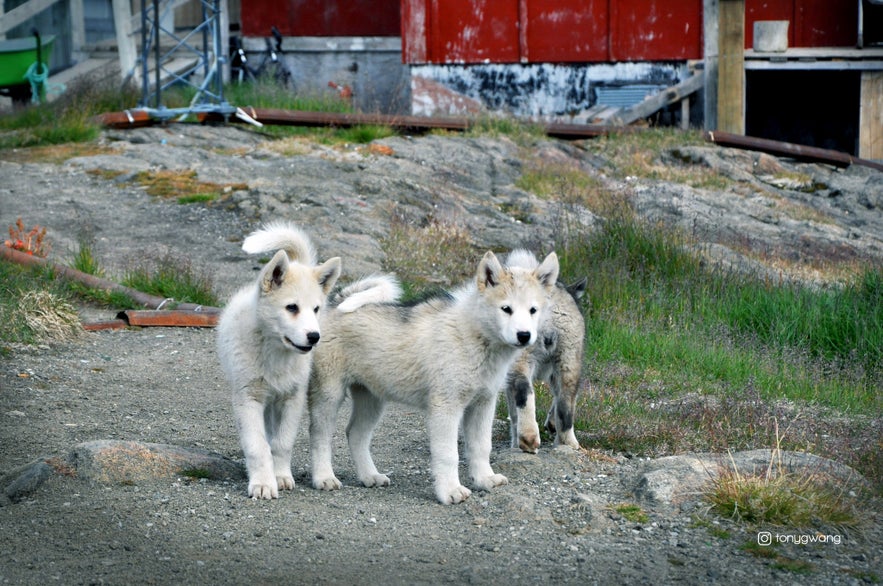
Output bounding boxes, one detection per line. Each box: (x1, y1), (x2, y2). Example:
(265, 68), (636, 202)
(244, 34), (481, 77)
(550, 201), (882, 489)
(559, 209), (881, 410)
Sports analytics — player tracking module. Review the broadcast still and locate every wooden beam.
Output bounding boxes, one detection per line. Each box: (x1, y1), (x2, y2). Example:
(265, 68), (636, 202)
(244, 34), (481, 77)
(859, 71), (883, 160)
(0, 0), (56, 37)
(69, 0), (86, 63)
(703, 0), (719, 131)
(717, 0), (744, 134)
(112, 0), (137, 81)
(608, 72), (704, 126)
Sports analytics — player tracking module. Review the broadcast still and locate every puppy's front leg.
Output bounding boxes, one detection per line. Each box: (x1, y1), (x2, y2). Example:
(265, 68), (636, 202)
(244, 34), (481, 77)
(427, 406), (470, 504)
(464, 393), (508, 491)
(269, 391), (307, 491)
(234, 389), (277, 499)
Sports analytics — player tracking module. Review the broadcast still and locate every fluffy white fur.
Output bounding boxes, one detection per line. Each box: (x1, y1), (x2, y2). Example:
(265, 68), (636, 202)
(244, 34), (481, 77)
(216, 223), (341, 499)
(309, 250), (559, 504)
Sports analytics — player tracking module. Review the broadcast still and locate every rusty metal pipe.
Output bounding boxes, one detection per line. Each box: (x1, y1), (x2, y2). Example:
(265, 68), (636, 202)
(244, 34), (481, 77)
(1, 245), (219, 313)
(704, 130), (883, 172)
(95, 108), (626, 139)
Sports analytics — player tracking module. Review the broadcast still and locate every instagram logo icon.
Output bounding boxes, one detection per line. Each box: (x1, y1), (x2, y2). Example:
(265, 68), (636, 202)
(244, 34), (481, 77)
(757, 531), (773, 546)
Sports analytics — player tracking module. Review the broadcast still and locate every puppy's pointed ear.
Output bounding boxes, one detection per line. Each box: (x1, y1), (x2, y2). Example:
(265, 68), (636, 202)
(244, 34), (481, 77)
(315, 257), (342, 295)
(534, 252), (560, 292)
(477, 250), (504, 291)
(260, 249), (290, 293)
(568, 276), (588, 300)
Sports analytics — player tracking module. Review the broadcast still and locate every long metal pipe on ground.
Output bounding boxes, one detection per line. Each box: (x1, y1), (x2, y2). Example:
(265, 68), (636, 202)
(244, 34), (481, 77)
(94, 108), (624, 139)
(1, 246), (220, 329)
(704, 130), (883, 172)
(95, 109), (882, 171)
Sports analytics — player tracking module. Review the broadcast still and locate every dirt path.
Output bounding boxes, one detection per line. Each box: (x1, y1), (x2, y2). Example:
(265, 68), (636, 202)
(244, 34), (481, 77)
(0, 124), (879, 585)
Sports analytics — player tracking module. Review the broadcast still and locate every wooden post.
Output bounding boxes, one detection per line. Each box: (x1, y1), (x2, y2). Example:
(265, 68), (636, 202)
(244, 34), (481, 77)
(860, 71), (883, 160)
(703, 0), (719, 131)
(717, 0), (744, 134)
(219, 0), (230, 83)
(112, 0), (137, 82)
(70, 0), (87, 63)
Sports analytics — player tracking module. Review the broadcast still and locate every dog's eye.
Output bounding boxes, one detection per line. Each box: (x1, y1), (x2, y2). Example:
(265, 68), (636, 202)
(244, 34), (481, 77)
(501, 305), (512, 315)
(286, 304), (299, 315)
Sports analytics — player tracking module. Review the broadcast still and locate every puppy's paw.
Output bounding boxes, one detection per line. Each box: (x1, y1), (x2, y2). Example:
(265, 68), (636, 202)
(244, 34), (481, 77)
(518, 432), (540, 453)
(473, 473), (509, 491)
(248, 482), (278, 500)
(556, 429), (581, 450)
(361, 473), (390, 488)
(437, 484), (471, 505)
(276, 474), (295, 491)
(313, 475), (342, 491)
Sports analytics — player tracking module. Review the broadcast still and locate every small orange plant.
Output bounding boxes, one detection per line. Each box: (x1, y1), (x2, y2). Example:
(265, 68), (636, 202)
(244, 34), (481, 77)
(5, 217), (50, 257)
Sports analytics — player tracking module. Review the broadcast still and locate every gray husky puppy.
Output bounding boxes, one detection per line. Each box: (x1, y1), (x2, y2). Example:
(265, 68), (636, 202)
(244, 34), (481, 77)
(503, 254), (587, 453)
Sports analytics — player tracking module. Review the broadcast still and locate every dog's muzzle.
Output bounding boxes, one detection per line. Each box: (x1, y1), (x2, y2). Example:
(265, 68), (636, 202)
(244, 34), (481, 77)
(284, 335), (316, 353)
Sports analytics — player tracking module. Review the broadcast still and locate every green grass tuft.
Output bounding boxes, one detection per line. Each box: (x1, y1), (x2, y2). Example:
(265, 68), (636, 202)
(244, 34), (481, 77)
(122, 249), (217, 307)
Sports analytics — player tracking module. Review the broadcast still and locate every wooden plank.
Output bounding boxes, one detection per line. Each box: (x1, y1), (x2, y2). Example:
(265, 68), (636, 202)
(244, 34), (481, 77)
(717, 0), (744, 134)
(69, 0), (86, 63)
(112, 0), (137, 81)
(0, 0), (57, 36)
(703, 0), (719, 131)
(608, 71), (704, 125)
(859, 71), (883, 160)
(47, 57), (119, 99)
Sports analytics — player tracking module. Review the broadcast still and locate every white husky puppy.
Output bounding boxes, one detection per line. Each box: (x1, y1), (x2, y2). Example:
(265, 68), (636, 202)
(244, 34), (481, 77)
(216, 222), (341, 499)
(309, 250), (560, 504)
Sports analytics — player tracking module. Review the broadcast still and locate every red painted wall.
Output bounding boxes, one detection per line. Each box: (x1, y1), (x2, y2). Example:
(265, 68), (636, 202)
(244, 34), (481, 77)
(402, 0), (858, 65)
(240, 1), (858, 60)
(403, 0), (704, 64)
(242, 0), (401, 37)
(745, 0), (858, 49)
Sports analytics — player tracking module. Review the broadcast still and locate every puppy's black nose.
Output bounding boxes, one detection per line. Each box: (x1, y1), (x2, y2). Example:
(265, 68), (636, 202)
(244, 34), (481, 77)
(306, 331), (320, 345)
(516, 331), (531, 346)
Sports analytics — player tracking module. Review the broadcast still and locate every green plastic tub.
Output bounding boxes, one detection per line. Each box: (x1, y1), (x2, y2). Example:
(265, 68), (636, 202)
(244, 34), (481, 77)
(0, 34), (55, 88)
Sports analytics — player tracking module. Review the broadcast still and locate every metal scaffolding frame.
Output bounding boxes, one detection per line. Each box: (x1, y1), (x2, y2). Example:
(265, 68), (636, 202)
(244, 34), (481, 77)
(135, 0), (237, 121)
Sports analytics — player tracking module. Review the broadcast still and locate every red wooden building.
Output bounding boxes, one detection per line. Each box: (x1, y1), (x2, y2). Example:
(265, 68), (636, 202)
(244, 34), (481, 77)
(239, 0), (883, 157)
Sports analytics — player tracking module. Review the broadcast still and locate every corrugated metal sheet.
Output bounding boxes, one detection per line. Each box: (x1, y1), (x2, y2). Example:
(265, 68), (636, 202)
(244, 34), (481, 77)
(595, 85), (666, 108)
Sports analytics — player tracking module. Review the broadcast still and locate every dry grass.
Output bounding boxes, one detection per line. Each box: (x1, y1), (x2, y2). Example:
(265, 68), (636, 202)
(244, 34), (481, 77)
(0, 143), (116, 164)
(130, 169), (248, 203)
(705, 422), (864, 531)
(13, 290), (84, 342)
(380, 208), (478, 294)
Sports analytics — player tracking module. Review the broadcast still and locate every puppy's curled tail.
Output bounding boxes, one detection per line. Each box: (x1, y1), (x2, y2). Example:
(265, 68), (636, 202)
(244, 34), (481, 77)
(506, 249), (539, 270)
(333, 274), (402, 313)
(241, 222), (317, 265)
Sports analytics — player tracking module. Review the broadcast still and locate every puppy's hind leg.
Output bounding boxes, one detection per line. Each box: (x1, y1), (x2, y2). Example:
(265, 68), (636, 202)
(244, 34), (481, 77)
(309, 380), (346, 491)
(346, 385), (389, 488)
(546, 371), (580, 450)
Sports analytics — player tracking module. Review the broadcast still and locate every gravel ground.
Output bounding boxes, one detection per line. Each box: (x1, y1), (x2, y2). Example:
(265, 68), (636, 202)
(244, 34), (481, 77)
(0, 124), (880, 585)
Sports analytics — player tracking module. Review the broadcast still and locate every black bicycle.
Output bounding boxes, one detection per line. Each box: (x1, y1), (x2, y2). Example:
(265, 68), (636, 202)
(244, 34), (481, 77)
(230, 26), (293, 89)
